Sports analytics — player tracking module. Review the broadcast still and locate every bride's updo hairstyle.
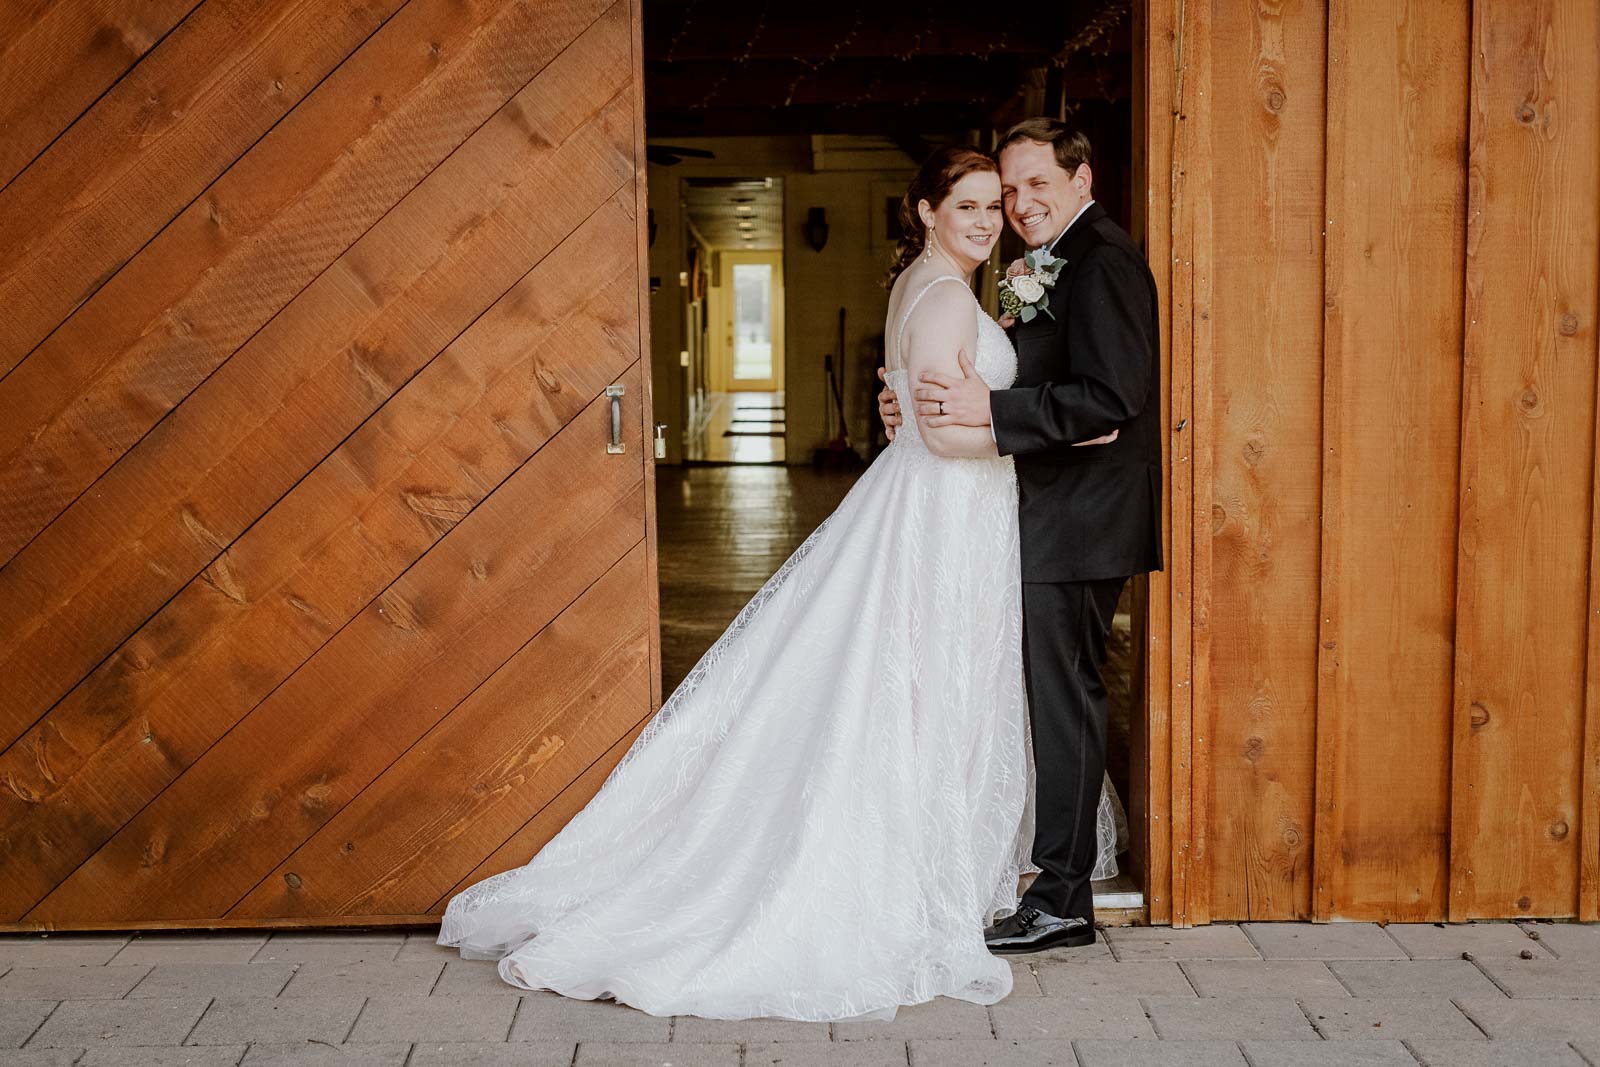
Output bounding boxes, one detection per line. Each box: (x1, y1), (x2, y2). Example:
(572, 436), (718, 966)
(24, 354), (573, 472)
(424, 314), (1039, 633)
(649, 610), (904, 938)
(883, 145), (998, 289)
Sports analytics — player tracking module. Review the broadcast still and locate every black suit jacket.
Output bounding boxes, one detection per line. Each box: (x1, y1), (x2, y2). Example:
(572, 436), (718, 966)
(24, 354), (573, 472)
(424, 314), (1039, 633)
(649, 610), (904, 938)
(989, 202), (1163, 583)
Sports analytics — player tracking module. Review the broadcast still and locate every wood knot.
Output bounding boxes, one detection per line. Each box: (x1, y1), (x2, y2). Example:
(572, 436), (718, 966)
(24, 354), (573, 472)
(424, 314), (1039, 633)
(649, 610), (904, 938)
(1211, 503), (1226, 534)
(1243, 736), (1265, 762)
(469, 560), (489, 581)
(1516, 897), (1532, 911)
(1282, 826), (1301, 848)
(1559, 312), (1579, 336)
(1516, 102), (1537, 124)
(1549, 819), (1569, 840)
(341, 841), (356, 854)
(1265, 88), (1286, 112)
(1517, 389), (1540, 415)
(1469, 701), (1490, 729)
(283, 872), (303, 890)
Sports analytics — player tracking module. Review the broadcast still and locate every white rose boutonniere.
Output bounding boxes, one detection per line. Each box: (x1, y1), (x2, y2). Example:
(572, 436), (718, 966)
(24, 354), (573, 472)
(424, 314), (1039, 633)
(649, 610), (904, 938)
(998, 247), (1066, 324)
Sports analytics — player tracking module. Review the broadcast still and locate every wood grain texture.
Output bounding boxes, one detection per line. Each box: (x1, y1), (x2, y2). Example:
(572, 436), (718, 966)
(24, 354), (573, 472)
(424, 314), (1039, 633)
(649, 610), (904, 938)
(0, 192), (641, 920)
(0, 0), (200, 190)
(0, 11), (636, 757)
(1134, 0), (1173, 927)
(0, 0), (616, 567)
(0, 0), (402, 376)
(1204, 0), (1325, 921)
(1311, 0), (1469, 923)
(228, 543), (652, 919)
(1451, 0), (1599, 920)
(27, 365), (647, 923)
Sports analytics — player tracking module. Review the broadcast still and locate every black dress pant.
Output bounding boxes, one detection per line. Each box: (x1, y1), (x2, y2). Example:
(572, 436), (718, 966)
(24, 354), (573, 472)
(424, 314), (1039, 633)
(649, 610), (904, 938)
(1018, 576), (1127, 921)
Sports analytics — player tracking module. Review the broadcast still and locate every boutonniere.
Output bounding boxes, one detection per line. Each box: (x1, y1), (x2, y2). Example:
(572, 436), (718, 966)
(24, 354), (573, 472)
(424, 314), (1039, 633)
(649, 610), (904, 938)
(998, 248), (1066, 323)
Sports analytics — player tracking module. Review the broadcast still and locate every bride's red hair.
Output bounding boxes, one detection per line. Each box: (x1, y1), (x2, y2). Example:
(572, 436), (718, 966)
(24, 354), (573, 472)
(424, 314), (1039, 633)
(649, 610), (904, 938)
(883, 145), (998, 289)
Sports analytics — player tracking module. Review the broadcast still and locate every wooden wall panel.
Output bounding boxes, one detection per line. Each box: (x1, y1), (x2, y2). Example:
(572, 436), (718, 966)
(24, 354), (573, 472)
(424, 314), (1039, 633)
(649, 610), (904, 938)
(0, 7), (635, 755)
(0, 0), (613, 567)
(0, 0), (402, 375)
(1312, 0), (1469, 922)
(0, 0), (661, 931)
(1450, 0), (1600, 919)
(1203, 0), (1326, 920)
(0, 0), (199, 189)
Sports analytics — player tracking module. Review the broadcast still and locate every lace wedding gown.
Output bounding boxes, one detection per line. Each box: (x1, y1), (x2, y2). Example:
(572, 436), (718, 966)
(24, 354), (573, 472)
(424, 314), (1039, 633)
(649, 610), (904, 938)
(437, 273), (1127, 1021)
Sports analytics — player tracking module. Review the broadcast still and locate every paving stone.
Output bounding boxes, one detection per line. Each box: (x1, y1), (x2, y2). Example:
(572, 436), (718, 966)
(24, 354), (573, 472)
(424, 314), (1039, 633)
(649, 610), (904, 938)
(746, 1041), (910, 1066)
(1073, 1040), (1246, 1066)
(1239, 924), (1404, 961)
(1240, 1041), (1415, 1065)
(0, 1050), (83, 1066)
(0, 1002), (55, 1049)
(1522, 922), (1600, 961)
(396, 933), (461, 962)
(0, 968), (149, 1001)
(187, 997), (364, 1046)
(0, 939), (127, 968)
(430, 962), (513, 998)
(1454, 994), (1600, 1042)
(1180, 961), (1345, 999)
(1326, 960), (1500, 998)
(110, 935), (268, 966)
(348, 996), (515, 1044)
(671, 1016), (829, 1043)
(1142, 997), (1316, 1041)
(574, 1043), (739, 1066)
(1037, 962), (1193, 998)
(1300, 997), (1479, 1041)
(28, 998), (209, 1048)
(407, 1044), (575, 1067)
(129, 964), (297, 1001)
(1475, 958), (1600, 998)
(80, 1050), (245, 1066)
(1008, 962), (1044, 997)
(989, 996), (1153, 1041)
(240, 1043), (409, 1065)
(1408, 1043), (1580, 1067)
(508, 992), (670, 1043)
(252, 936), (403, 965)
(1104, 926), (1258, 961)
(832, 998), (993, 1041)
(908, 1038), (1078, 1065)
(279, 962), (443, 999)
(1406, 1040), (1588, 1066)
(1384, 923), (1549, 960)
(1020, 939), (1115, 964)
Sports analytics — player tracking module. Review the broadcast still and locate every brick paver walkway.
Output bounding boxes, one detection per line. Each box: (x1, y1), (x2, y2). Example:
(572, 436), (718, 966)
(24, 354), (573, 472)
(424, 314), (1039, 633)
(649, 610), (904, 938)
(1, 921), (1597, 1065)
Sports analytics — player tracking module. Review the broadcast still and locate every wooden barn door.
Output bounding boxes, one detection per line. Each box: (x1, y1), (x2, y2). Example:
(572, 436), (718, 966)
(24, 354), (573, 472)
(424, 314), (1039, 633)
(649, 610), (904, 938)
(0, 0), (660, 930)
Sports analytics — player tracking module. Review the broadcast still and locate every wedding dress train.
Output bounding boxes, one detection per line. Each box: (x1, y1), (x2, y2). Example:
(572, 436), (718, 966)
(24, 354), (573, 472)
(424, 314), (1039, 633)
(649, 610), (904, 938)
(438, 273), (1127, 1021)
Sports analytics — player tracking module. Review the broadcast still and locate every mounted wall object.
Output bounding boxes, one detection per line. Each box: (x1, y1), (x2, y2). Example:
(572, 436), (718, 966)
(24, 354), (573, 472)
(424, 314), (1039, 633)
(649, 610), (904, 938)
(804, 207), (829, 252)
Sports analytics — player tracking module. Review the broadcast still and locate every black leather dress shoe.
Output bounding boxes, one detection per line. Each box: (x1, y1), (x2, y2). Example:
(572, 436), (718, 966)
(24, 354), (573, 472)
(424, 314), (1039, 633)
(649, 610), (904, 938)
(984, 905), (1096, 954)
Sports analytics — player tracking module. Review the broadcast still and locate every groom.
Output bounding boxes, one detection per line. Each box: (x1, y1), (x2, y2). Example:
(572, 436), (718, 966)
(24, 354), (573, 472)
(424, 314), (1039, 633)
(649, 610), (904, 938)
(878, 119), (1162, 952)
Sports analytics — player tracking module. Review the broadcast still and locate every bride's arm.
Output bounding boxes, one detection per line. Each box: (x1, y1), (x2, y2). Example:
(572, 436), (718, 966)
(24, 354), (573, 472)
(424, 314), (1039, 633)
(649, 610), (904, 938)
(903, 293), (999, 459)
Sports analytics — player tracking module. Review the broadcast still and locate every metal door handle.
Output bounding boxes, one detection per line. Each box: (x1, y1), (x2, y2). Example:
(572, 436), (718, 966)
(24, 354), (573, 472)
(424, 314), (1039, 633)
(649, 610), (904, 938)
(654, 423), (667, 459)
(607, 384), (625, 454)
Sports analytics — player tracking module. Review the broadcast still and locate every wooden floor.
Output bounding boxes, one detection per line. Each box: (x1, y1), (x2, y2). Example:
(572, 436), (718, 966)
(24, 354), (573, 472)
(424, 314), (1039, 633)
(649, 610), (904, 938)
(654, 463), (1145, 920)
(684, 391), (786, 464)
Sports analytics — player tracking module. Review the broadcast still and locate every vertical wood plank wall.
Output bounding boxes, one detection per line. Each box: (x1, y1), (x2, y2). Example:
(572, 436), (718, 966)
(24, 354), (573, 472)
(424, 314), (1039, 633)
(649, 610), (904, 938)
(1147, 0), (1600, 922)
(0, 0), (661, 930)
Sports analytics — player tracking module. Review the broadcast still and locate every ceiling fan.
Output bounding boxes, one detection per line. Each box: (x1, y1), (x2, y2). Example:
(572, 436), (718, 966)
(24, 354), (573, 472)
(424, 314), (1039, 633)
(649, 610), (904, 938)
(646, 144), (717, 166)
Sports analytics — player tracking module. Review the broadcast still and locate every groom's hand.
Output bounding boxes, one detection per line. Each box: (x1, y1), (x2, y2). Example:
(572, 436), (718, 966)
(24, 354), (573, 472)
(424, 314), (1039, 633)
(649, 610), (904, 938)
(876, 367), (901, 441)
(915, 348), (990, 428)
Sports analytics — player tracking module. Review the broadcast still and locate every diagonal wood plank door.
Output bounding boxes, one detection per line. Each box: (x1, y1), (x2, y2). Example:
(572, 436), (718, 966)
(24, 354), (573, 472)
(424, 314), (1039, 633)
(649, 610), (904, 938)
(0, 0), (661, 930)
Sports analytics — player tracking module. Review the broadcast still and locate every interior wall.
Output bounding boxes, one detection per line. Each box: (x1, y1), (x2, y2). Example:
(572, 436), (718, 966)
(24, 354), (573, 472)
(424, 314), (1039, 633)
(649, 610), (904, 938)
(646, 137), (913, 464)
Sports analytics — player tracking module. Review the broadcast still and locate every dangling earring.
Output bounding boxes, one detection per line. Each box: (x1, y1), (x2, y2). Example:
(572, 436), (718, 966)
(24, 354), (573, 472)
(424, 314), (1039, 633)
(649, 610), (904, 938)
(924, 226), (934, 261)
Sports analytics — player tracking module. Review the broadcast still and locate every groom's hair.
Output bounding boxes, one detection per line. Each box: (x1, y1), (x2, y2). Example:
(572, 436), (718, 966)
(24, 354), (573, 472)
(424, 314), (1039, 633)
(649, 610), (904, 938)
(996, 118), (1092, 176)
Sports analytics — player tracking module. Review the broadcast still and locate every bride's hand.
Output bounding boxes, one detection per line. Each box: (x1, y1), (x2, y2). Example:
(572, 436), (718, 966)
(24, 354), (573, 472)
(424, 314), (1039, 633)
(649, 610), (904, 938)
(997, 313), (1016, 330)
(1071, 429), (1120, 447)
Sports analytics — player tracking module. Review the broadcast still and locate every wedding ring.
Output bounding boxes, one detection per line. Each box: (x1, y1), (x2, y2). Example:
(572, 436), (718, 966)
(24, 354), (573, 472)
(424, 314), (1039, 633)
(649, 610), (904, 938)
(938, 401), (945, 415)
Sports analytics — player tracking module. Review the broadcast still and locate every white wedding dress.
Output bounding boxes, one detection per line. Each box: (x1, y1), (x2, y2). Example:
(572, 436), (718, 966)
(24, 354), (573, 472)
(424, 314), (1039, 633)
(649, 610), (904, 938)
(437, 273), (1126, 1021)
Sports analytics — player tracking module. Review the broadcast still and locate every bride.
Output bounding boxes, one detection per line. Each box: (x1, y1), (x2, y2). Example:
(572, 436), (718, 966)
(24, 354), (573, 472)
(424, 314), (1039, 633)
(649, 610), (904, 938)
(437, 145), (1124, 1022)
